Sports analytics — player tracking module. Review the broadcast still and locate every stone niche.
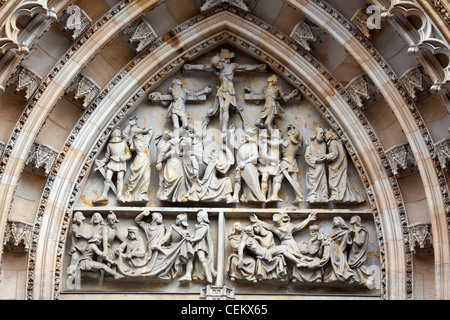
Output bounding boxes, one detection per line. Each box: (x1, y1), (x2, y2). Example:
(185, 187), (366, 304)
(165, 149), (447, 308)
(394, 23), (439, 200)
(64, 47), (380, 298)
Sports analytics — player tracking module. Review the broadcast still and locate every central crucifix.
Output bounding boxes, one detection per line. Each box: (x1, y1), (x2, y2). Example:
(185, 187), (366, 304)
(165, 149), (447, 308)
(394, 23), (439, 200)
(183, 49), (267, 138)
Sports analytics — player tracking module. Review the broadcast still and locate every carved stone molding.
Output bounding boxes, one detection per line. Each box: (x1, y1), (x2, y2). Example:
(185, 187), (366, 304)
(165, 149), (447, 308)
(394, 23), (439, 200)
(57, 5), (92, 41)
(400, 66), (432, 102)
(290, 19), (326, 52)
(39, 12), (382, 299)
(19, 4), (396, 300)
(25, 142), (58, 176)
(345, 74), (382, 110)
(407, 223), (433, 255)
(200, 285), (235, 300)
(195, 0), (256, 12)
(3, 221), (33, 253)
(9, 65), (41, 101)
(435, 138), (450, 172)
(385, 143), (419, 178)
(66, 74), (101, 109)
(121, 18), (157, 53)
(430, 0), (450, 25)
(0, 141), (5, 158)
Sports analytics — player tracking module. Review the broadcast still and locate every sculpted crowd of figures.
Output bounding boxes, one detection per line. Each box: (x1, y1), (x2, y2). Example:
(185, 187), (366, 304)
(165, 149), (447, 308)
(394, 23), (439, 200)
(67, 210), (217, 287)
(227, 211), (375, 287)
(92, 49), (364, 206)
(66, 209), (375, 288)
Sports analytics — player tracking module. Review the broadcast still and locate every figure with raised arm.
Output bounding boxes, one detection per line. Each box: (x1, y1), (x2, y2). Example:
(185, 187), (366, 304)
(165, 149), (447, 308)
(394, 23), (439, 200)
(149, 78), (211, 130)
(245, 75), (299, 130)
(123, 117), (154, 203)
(184, 49), (267, 136)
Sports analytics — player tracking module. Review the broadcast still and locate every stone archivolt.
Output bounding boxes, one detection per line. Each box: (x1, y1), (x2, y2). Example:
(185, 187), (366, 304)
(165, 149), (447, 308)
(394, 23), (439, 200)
(0, 4), (390, 300)
(0, 0), (445, 302)
(33, 7), (386, 302)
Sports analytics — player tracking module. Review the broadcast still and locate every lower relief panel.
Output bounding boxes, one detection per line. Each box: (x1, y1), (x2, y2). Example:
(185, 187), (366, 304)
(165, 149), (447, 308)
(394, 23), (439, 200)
(62, 208), (381, 298)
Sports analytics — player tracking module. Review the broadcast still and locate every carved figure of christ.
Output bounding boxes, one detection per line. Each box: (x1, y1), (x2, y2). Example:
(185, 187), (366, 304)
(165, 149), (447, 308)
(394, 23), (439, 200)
(183, 50), (267, 136)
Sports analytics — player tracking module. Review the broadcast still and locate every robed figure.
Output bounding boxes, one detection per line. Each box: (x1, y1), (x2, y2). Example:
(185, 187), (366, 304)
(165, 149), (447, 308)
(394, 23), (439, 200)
(123, 118), (154, 203)
(156, 135), (200, 202)
(196, 142), (234, 203)
(305, 127), (328, 203)
(145, 213), (195, 280)
(324, 129), (364, 203)
(227, 222), (257, 282)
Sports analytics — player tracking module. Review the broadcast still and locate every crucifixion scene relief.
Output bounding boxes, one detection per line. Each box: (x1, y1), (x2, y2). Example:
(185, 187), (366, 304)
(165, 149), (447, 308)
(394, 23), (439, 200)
(81, 48), (366, 209)
(0, 0), (447, 303)
(65, 48), (378, 297)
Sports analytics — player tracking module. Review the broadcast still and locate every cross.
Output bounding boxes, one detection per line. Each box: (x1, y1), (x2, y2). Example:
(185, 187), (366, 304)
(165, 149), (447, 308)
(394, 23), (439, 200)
(149, 78), (212, 130)
(245, 74), (300, 130)
(183, 48), (267, 135)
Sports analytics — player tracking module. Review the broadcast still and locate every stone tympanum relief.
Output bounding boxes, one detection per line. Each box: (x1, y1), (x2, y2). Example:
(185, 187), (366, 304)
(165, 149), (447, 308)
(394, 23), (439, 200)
(183, 49), (267, 135)
(85, 48), (365, 208)
(69, 48), (376, 296)
(245, 75), (300, 130)
(150, 79), (212, 130)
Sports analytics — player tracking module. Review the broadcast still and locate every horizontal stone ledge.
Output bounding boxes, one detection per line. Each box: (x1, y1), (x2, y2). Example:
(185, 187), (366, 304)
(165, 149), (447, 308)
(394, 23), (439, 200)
(73, 206), (373, 216)
(58, 291), (381, 300)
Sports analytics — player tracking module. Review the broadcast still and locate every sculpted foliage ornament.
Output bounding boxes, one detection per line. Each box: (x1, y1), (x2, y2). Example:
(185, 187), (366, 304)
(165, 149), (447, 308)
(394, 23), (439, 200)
(121, 18), (157, 53)
(385, 142), (419, 178)
(0, 141), (5, 158)
(66, 74), (101, 109)
(197, 0), (253, 12)
(400, 66), (432, 102)
(3, 221), (33, 253)
(9, 65), (41, 101)
(345, 74), (382, 110)
(290, 19), (327, 52)
(57, 5), (92, 41)
(435, 138), (450, 173)
(407, 223), (433, 255)
(25, 142), (58, 176)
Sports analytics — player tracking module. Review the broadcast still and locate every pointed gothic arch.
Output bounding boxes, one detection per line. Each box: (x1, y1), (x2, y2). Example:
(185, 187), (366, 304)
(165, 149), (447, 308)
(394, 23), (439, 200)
(21, 6), (412, 300)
